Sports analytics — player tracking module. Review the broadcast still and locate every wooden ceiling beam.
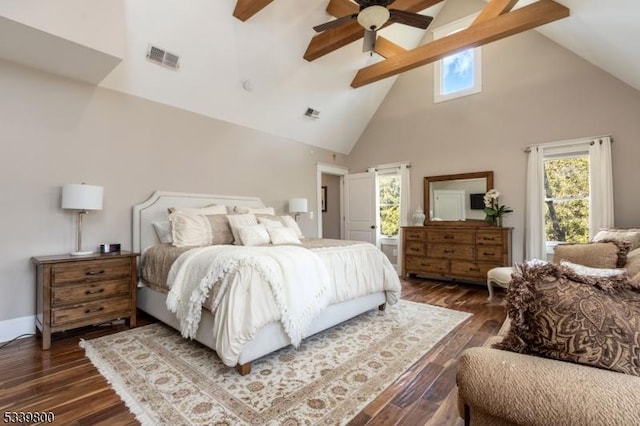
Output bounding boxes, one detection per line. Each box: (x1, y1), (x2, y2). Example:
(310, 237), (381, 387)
(233, 0), (274, 22)
(473, 0), (519, 24)
(374, 38), (407, 58)
(305, 0), (445, 62)
(351, 0), (569, 87)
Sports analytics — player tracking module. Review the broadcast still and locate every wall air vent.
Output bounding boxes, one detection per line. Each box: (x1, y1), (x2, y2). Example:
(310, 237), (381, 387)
(304, 107), (320, 119)
(146, 45), (180, 70)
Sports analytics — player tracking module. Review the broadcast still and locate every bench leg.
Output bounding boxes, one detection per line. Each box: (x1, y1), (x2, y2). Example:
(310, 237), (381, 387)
(378, 303), (386, 311)
(236, 362), (252, 375)
(487, 280), (494, 301)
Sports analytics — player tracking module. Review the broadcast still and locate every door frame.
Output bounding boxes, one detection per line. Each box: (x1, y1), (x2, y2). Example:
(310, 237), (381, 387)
(316, 163), (349, 238)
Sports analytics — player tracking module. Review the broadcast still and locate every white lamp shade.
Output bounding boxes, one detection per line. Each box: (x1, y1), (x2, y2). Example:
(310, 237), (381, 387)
(357, 5), (390, 30)
(289, 198), (308, 214)
(62, 183), (104, 210)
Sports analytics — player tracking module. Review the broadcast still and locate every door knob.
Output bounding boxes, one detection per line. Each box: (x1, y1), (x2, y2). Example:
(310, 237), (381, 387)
(370, 225), (376, 229)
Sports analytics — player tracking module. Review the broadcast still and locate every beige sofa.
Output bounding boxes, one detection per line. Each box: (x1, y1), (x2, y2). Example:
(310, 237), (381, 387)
(456, 242), (640, 426)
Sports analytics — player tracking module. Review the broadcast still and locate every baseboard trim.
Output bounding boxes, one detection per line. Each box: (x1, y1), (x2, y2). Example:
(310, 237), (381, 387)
(0, 315), (36, 344)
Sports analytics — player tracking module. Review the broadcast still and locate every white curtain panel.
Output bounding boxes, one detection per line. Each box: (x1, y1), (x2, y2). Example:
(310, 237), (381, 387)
(588, 136), (615, 237)
(525, 146), (546, 260)
(397, 164), (411, 274)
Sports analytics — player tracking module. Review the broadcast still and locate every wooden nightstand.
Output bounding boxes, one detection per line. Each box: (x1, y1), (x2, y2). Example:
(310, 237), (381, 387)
(32, 251), (139, 350)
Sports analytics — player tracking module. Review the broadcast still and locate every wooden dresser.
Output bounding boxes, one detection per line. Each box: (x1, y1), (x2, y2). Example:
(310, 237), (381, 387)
(32, 251), (139, 350)
(402, 224), (512, 283)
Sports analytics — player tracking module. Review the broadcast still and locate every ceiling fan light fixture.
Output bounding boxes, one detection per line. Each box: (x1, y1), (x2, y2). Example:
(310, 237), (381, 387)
(357, 5), (390, 30)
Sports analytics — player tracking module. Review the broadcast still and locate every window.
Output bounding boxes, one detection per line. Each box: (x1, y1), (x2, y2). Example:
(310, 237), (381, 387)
(377, 172), (400, 238)
(544, 152), (590, 244)
(433, 14), (482, 103)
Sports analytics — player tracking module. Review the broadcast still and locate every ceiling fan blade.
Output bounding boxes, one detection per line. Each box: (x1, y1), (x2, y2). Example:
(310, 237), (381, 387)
(388, 9), (433, 29)
(363, 29), (376, 53)
(313, 14), (358, 33)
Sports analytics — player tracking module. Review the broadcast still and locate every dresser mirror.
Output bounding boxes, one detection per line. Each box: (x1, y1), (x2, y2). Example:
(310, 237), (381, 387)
(424, 171), (494, 223)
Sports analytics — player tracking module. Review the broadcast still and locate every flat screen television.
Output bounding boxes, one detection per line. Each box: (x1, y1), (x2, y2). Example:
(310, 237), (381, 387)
(469, 193), (485, 210)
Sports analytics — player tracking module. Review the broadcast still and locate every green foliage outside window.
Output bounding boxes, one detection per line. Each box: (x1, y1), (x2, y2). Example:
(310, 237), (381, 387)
(379, 175), (400, 237)
(544, 156), (589, 243)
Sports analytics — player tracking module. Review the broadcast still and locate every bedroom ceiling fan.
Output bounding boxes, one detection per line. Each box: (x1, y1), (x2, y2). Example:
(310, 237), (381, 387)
(313, 0), (434, 53)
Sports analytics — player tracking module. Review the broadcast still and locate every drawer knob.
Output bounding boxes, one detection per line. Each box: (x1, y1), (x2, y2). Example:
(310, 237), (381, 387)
(84, 307), (105, 314)
(469, 267), (480, 272)
(483, 252), (495, 256)
(443, 235), (454, 240)
(85, 288), (105, 295)
(86, 270), (105, 276)
(444, 249), (454, 254)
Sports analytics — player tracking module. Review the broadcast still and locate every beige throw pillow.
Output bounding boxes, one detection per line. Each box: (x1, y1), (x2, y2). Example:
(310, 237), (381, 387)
(592, 228), (640, 251)
(169, 211), (212, 247)
(238, 224), (270, 246)
(227, 214), (258, 244)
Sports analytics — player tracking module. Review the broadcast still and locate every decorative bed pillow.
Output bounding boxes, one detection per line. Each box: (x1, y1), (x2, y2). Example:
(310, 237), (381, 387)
(257, 215), (304, 238)
(592, 228), (640, 251)
(626, 248), (640, 279)
(152, 221), (173, 244)
(268, 227), (301, 245)
(553, 241), (630, 268)
(559, 260), (626, 278)
(227, 214), (258, 244)
(237, 224), (270, 246)
(169, 211), (233, 247)
(494, 261), (640, 376)
(234, 206), (275, 215)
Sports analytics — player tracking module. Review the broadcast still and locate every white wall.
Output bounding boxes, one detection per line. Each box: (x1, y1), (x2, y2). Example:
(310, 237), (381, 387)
(0, 59), (347, 325)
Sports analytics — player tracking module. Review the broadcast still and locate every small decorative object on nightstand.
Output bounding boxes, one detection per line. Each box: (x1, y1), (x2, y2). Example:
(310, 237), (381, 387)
(32, 251), (139, 350)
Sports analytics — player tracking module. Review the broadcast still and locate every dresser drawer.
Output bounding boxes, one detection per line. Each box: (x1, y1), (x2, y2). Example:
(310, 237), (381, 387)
(405, 242), (426, 256)
(51, 279), (131, 306)
(52, 258), (131, 285)
(428, 244), (475, 261)
(428, 230), (474, 245)
(476, 246), (504, 262)
(406, 256), (449, 274)
(450, 261), (485, 278)
(52, 296), (131, 326)
(404, 228), (426, 241)
(476, 230), (505, 245)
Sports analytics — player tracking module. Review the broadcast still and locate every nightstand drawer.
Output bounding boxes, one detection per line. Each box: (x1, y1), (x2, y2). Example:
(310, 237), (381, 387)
(52, 258), (131, 285)
(52, 296), (131, 326)
(51, 279), (131, 305)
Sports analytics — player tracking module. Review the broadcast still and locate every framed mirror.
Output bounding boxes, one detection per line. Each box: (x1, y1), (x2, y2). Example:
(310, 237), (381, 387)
(424, 171), (494, 224)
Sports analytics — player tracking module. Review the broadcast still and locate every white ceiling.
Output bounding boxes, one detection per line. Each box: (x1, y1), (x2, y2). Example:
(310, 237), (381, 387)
(2, 1), (639, 154)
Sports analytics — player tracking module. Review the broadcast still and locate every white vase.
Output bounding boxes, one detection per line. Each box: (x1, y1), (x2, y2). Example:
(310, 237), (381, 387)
(412, 208), (426, 226)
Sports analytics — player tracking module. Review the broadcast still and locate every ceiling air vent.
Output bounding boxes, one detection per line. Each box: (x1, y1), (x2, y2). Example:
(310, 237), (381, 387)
(146, 45), (180, 70)
(304, 107), (320, 119)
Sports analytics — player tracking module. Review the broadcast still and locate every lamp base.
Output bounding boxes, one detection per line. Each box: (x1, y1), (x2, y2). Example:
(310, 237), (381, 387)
(70, 250), (94, 256)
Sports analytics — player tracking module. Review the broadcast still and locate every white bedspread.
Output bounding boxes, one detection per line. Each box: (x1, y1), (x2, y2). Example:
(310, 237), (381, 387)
(166, 242), (401, 366)
(166, 245), (331, 347)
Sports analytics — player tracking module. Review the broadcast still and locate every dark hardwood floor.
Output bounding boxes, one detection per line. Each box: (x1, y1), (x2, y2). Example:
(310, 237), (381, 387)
(0, 278), (506, 425)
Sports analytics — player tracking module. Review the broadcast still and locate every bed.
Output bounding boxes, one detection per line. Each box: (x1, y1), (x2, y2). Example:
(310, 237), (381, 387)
(133, 191), (401, 375)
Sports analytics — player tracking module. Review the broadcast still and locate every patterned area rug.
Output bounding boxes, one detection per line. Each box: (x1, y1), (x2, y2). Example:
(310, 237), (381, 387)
(81, 300), (471, 425)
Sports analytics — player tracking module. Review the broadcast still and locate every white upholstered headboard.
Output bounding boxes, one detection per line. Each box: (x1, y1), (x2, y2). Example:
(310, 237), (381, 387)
(132, 191), (265, 254)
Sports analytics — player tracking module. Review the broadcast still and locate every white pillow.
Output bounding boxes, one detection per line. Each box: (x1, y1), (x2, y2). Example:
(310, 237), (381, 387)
(169, 211), (212, 247)
(281, 215), (304, 238)
(268, 227), (301, 245)
(169, 205), (227, 215)
(238, 224), (270, 246)
(560, 260), (626, 278)
(152, 221), (173, 244)
(257, 216), (285, 230)
(235, 206), (275, 215)
(227, 214), (258, 244)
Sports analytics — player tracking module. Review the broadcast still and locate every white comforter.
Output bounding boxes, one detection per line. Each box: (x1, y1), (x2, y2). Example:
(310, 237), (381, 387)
(166, 242), (401, 366)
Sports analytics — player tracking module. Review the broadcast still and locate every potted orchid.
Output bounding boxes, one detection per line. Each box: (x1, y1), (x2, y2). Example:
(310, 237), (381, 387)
(483, 189), (513, 227)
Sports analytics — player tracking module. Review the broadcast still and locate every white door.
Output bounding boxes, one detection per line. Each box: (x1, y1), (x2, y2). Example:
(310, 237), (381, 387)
(433, 189), (466, 221)
(344, 172), (376, 244)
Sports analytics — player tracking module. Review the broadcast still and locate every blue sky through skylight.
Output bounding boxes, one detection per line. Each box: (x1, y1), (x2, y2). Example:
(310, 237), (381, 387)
(442, 49), (474, 95)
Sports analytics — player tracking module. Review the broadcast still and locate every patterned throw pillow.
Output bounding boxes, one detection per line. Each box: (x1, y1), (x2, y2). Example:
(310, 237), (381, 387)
(495, 262), (640, 376)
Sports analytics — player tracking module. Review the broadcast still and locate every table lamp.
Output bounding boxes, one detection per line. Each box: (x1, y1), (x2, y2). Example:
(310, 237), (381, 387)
(288, 198), (308, 221)
(62, 183), (104, 255)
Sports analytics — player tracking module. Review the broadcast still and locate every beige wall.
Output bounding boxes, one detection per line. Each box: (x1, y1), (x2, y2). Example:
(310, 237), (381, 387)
(0, 59), (347, 322)
(347, 18), (640, 263)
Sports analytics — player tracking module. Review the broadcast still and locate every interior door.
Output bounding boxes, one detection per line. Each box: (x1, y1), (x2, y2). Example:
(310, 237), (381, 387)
(344, 172), (376, 245)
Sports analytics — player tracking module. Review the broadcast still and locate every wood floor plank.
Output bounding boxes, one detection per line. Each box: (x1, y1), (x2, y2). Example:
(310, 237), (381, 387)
(0, 278), (505, 425)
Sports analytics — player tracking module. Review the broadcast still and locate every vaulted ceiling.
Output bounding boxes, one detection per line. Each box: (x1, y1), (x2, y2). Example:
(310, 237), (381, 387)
(2, 0), (639, 154)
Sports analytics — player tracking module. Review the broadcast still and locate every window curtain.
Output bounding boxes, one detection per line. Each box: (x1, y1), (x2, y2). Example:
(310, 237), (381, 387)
(588, 136), (614, 237)
(525, 146), (546, 260)
(397, 164), (411, 274)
